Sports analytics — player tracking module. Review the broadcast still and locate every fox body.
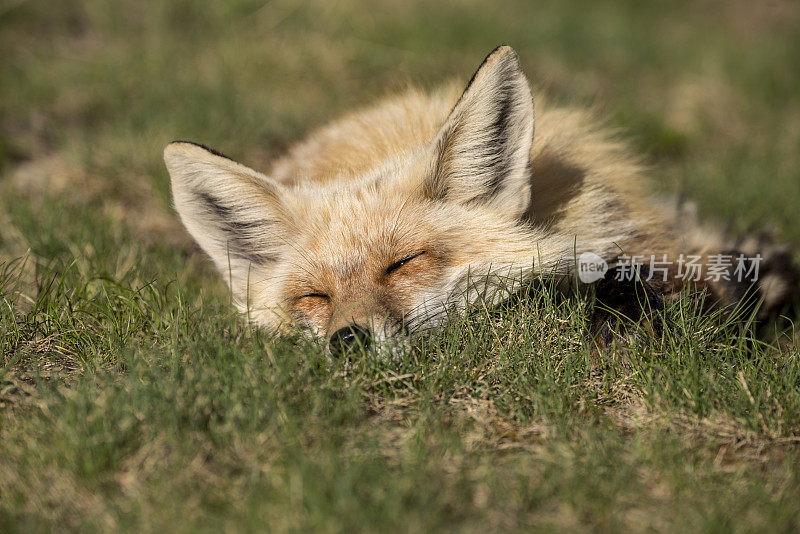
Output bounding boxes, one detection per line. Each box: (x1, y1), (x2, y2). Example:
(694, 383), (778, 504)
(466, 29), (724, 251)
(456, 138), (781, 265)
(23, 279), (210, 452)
(164, 46), (793, 353)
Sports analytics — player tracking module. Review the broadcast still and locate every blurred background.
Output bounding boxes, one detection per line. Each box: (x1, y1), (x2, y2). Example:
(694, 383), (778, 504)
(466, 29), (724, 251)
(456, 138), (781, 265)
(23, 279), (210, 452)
(1, 0), (799, 287)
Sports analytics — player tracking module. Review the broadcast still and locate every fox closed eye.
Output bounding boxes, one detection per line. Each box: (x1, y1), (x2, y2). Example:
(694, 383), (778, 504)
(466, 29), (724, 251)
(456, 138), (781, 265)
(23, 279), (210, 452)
(295, 293), (329, 302)
(386, 251), (426, 275)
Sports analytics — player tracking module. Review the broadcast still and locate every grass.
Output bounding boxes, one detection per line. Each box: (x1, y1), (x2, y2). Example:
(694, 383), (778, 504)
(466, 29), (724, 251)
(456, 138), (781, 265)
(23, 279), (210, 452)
(1, 0), (800, 531)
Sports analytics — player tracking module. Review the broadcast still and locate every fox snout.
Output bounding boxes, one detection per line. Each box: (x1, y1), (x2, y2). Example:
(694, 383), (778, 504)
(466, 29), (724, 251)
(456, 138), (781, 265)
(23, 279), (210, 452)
(328, 324), (372, 357)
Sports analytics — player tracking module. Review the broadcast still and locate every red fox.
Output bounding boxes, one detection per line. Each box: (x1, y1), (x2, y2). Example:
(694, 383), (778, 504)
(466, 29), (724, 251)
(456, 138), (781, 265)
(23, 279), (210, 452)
(164, 46), (797, 354)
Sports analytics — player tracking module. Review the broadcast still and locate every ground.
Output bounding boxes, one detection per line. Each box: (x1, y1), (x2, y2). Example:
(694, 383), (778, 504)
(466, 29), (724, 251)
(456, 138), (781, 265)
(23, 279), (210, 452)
(1, 0), (800, 531)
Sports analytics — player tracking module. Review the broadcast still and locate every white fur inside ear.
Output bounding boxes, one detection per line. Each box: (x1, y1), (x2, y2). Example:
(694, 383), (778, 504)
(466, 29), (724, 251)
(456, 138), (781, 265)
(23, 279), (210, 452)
(427, 46), (535, 218)
(164, 142), (291, 292)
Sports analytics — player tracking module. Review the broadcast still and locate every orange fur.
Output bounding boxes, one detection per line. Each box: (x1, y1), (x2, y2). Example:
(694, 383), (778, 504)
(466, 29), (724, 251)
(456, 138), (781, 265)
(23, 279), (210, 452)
(164, 46), (776, 350)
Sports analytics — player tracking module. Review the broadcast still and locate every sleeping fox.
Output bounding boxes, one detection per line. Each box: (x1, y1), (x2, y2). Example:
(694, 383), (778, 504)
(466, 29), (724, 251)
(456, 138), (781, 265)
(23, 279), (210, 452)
(164, 46), (797, 354)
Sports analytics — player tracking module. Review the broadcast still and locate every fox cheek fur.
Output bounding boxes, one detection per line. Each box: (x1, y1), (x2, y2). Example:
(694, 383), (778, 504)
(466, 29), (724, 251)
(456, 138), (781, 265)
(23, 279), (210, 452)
(164, 45), (798, 353)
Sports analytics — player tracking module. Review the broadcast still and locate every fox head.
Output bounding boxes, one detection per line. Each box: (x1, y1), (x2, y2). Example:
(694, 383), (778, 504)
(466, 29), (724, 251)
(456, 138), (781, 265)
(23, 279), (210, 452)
(164, 46), (574, 354)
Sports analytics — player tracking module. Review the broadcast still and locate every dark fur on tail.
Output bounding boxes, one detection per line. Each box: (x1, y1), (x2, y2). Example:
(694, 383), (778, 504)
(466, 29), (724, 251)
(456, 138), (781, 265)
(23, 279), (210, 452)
(588, 234), (800, 352)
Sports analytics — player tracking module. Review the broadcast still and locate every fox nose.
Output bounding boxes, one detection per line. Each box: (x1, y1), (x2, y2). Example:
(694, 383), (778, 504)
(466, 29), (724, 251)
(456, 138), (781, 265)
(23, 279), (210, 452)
(329, 324), (371, 356)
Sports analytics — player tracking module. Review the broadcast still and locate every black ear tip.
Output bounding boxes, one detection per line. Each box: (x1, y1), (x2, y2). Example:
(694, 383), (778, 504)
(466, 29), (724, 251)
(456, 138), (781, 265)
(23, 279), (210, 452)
(165, 141), (232, 161)
(489, 44), (514, 54)
(474, 47), (524, 83)
(488, 45), (519, 63)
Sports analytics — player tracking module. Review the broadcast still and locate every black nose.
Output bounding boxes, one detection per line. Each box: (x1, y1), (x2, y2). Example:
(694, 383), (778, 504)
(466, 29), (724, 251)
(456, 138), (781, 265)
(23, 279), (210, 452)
(329, 324), (371, 356)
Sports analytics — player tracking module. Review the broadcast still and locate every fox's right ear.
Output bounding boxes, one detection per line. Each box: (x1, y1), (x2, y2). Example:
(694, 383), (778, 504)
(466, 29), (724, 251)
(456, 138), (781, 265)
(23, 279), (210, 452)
(422, 46), (534, 218)
(164, 142), (292, 292)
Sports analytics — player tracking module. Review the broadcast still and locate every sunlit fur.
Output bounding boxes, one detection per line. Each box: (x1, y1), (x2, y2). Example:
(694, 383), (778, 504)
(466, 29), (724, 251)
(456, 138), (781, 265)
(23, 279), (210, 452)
(164, 46), (763, 346)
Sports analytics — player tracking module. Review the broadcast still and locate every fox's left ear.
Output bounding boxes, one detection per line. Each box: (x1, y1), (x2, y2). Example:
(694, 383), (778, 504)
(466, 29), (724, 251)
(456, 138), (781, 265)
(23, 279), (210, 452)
(424, 46), (534, 217)
(164, 141), (294, 300)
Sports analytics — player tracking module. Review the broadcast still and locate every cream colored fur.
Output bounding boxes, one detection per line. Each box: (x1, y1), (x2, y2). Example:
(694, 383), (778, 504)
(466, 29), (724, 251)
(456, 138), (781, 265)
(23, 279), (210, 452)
(164, 46), (711, 344)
